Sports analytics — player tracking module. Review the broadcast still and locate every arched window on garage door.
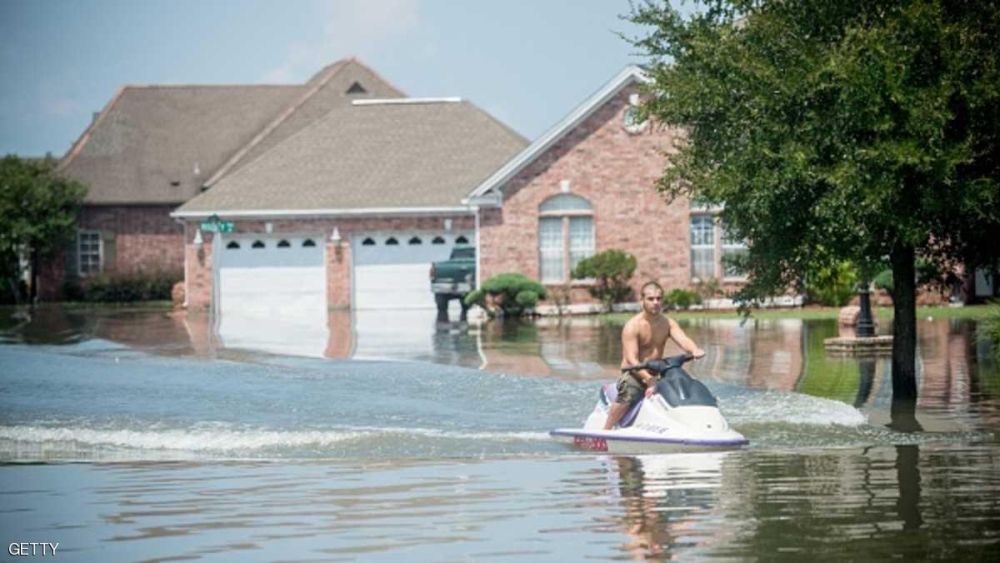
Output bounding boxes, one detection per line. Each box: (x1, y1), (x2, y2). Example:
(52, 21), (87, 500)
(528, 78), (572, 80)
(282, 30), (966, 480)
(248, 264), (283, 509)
(226, 241), (240, 250)
(455, 235), (469, 244)
(538, 194), (594, 283)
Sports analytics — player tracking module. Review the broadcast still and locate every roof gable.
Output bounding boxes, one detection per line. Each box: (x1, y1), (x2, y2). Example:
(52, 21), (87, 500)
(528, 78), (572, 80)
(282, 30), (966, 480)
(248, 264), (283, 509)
(204, 58), (406, 186)
(467, 65), (649, 201)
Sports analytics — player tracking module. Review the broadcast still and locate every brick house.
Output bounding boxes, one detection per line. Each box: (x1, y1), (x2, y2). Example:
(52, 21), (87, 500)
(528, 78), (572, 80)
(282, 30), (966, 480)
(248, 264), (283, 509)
(45, 58), (404, 299)
(471, 66), (756, 310)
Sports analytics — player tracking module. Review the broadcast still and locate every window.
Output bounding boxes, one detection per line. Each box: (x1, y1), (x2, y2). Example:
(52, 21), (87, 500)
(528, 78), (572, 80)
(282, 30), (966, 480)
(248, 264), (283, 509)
(252, 240), (265, 249)
(302, 239), (316, 247)
(362, 238), (376, 246)
(386, 237), (399, 245)
(78, 230), (101, 275)
(277, 240), (291, 248)
(689, 214), (748, 281)
(538, 194), (595, 283)
(408, 236), (422, 245)
(690, 214), (715, 280)
(455, 235), (469, 244)
(226, 241), (240, 250)
(432, 236), (446, 245)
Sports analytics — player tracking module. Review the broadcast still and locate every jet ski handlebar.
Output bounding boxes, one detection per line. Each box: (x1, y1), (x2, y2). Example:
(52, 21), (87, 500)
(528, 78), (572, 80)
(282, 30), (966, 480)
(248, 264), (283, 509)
(621, 353), (695, 375)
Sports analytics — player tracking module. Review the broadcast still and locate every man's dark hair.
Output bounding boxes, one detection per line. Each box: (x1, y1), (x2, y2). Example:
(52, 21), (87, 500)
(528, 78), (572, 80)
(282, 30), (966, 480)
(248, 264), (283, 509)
(640, 281), (664, 297)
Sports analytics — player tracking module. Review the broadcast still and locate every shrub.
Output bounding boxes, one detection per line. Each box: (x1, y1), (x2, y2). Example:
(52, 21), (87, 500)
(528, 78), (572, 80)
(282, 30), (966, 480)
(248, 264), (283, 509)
(805, 262), (857, 307)
(464, 272), (546, 317)
(63, 270), (183, 303)
(982, 300), (1000, 361)
(663, 288), (701, 310)
(571, 249), (637, 311)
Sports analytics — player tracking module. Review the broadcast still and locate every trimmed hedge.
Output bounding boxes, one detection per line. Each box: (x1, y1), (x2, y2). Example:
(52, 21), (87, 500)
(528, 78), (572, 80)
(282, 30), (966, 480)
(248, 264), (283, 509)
(61, 270), (182, 303)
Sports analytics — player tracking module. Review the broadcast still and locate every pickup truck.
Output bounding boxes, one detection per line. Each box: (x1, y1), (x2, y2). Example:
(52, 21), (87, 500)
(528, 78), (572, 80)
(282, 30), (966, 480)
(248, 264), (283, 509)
(430, 245), (476, 312)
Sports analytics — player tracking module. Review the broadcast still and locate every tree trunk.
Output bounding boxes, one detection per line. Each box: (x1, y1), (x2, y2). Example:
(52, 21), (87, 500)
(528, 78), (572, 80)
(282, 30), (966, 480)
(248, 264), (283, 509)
(890, 245), (918, 400)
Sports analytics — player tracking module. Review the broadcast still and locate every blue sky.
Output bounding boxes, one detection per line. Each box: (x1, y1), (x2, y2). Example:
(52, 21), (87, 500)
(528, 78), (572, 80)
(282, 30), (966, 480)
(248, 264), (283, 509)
(0, 0), (695, 157)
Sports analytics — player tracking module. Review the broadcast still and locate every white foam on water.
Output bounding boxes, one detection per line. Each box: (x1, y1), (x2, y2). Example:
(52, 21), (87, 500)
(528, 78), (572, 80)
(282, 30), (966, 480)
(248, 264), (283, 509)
(0, 424), (366, 452)
(0, 423), (550, 458)
(720, 389), (868, 428)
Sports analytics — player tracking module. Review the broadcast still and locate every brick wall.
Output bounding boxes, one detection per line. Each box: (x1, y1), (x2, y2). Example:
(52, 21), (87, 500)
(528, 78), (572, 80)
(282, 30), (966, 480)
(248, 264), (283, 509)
(78, 205), (185, 273)
(36, 204), (184, 300)
(480, 88), (697, 304)
(183, 215), (475, 309)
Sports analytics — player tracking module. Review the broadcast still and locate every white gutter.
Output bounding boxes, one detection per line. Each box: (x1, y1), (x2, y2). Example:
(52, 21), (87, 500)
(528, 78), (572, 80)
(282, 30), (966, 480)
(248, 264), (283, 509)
(473, 205), (481, 291)
(467, 65), (649, 200)
(172, 216), (189, 307)
(170, 206), (475, 220)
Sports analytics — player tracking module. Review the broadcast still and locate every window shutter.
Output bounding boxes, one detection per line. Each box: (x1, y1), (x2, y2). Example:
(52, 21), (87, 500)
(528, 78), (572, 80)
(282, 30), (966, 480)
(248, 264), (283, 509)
(101, 231), (116, 272)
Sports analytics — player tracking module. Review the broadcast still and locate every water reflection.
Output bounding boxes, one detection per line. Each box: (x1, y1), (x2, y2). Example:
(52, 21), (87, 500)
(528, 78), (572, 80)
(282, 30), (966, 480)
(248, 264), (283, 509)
(2, 306), (998, 418)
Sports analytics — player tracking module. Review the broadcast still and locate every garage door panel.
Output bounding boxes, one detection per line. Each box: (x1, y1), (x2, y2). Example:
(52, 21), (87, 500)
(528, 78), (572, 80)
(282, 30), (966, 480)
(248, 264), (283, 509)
(352, 232), (473, 311)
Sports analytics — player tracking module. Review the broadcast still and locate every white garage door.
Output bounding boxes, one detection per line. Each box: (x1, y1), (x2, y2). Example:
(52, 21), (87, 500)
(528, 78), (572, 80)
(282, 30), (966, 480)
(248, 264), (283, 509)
(215, 234), (329, 356)
(352, 232), (472, 310)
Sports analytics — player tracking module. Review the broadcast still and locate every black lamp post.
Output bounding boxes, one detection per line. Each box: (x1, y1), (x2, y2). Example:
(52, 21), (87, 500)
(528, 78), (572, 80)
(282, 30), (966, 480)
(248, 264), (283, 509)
(856, 281), (875, 337)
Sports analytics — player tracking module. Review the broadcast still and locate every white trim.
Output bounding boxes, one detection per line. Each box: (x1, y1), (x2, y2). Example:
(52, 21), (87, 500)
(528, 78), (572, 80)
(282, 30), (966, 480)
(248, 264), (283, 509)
(467, 65), (650, 200)
(171, 206), (475, 219)
(352, 97), (462, 106)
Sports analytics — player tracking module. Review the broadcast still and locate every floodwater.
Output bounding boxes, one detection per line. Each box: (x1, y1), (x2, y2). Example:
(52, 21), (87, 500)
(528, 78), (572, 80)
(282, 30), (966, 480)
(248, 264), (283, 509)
(1, 305), (998, 561)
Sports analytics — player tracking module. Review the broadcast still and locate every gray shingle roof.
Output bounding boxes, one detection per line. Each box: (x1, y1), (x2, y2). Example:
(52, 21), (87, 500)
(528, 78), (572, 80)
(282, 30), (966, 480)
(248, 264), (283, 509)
(206, 59), (406, 185)
(175, 100), (528, 215)
(56, 58), (406, 206)
(58, 85), (306, 204)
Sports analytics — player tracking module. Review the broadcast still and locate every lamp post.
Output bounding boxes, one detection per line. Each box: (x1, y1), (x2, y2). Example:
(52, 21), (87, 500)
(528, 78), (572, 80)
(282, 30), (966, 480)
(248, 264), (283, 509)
(856, 280), (875, 337)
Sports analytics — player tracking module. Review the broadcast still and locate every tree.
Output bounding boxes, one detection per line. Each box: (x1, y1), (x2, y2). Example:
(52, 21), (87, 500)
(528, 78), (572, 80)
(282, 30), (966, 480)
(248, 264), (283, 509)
(0, 155), (88, 303)
(627, 0), (1000, 401)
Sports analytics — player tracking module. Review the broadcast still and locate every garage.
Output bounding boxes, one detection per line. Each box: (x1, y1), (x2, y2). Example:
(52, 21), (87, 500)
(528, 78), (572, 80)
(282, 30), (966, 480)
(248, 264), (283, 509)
(352, 231), (473, 310)
(214, 233), (329, 356)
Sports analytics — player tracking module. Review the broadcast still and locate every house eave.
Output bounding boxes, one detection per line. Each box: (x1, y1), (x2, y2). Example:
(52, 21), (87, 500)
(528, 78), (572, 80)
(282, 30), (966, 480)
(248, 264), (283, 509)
(170, 205), (476, 220)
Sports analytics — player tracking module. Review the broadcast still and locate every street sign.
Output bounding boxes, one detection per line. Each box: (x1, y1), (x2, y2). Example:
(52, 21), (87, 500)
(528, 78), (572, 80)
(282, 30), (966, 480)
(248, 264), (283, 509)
(200, 221), (233, 233)
(200, 214), (234, 233)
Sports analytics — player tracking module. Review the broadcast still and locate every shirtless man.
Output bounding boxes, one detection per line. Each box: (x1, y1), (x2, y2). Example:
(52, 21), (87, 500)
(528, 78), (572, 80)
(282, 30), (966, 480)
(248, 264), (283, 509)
(603, 281), (706, 430)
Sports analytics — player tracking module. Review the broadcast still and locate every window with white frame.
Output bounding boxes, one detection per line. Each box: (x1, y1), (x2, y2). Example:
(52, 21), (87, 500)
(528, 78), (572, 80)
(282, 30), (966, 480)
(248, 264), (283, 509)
(538, 194), (594, 283)
(689, 213), (748, 281)
(78, 230), (101, 275)
(690, 214), (715, 280)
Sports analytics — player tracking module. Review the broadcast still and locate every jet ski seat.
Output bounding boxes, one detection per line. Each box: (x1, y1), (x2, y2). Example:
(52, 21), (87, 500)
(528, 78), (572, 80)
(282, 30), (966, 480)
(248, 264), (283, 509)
(599, 383), (643, 428)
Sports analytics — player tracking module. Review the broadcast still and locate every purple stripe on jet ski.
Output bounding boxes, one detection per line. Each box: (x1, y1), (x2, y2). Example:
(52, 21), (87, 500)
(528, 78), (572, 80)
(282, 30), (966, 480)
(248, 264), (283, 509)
(549, 429), (748, 447)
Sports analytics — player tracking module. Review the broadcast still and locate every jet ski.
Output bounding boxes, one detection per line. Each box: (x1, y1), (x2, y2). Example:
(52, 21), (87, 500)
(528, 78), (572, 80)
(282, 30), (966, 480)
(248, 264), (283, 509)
(550, 354), (748, 453)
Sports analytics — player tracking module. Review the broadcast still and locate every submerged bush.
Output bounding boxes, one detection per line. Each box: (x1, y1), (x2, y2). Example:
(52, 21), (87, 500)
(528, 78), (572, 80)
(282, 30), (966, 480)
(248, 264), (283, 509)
(62, 270), (182, 302)
(464, 272), (546, 317)
(663, 288), (701, 311)
(571, 249), (637, 311)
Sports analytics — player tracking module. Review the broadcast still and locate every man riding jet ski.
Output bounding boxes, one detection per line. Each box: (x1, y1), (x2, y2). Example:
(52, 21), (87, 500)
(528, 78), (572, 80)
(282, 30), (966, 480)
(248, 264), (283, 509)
(550, 281), (747, 452)
(550, 354), (748, 453)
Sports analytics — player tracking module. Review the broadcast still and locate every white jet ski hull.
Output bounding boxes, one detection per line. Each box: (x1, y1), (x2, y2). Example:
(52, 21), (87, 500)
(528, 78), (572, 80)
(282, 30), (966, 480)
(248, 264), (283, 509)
(552, 386), (748, 453)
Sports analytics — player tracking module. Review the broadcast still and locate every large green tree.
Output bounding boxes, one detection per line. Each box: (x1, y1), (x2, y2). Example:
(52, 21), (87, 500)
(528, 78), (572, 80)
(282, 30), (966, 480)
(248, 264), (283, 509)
(0, 155), (87, 303)
(628, 0), (1000, 400)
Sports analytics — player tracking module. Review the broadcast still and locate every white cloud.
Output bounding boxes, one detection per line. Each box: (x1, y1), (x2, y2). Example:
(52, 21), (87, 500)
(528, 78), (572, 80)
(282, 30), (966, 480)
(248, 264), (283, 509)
(261, 0), (421, 83)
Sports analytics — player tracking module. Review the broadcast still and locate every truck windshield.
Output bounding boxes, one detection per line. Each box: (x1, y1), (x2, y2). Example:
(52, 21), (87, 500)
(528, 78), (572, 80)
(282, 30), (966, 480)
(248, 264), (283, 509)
(451, 247), (475, 259)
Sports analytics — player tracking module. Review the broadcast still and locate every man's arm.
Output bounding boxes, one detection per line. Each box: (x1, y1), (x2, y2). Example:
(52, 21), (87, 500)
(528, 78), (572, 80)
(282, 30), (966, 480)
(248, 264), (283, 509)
(668, 317), (706, 358)
(621, 322), (656, 386)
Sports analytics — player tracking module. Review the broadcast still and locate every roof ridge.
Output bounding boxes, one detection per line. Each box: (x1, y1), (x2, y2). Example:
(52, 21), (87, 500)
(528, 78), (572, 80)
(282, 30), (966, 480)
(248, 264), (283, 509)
(202, 59), (354, 187)
(56, 85), (127, 174)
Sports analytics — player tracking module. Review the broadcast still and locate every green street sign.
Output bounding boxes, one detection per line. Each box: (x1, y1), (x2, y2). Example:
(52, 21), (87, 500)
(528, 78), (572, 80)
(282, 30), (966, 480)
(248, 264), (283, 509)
(200, 221), (234, 233)
(200, 214), (234, 233)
